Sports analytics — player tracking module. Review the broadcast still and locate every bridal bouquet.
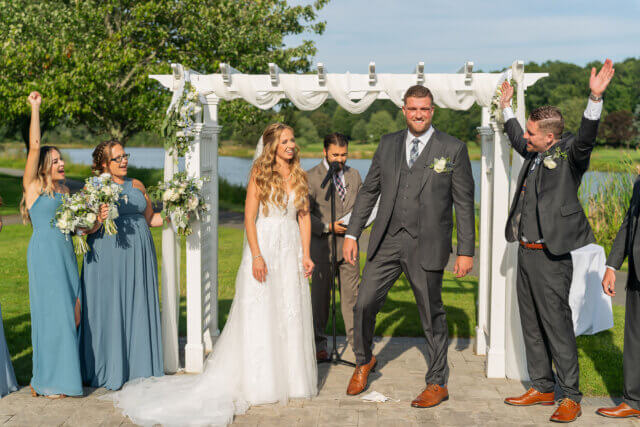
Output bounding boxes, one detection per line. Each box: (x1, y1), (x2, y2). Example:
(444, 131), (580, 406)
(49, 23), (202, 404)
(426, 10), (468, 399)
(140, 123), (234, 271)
(151, 172), (208, 236)
(52, 192), (97, 254)
(84, 173), (124, 235)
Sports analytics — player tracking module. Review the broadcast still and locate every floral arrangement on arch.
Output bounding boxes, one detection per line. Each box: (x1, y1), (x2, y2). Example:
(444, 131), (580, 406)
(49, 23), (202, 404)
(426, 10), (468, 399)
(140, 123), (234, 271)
(161, 81), (202, 158)
(151, 172), (209, 236)
(490, 78), (518, 124)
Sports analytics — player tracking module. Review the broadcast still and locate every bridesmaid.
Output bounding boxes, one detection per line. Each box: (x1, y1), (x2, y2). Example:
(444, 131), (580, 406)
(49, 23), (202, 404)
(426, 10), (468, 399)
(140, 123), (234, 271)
(21, 91), (83, 398)
(80, 140), (165, 390)
(0, 195), (18, 398)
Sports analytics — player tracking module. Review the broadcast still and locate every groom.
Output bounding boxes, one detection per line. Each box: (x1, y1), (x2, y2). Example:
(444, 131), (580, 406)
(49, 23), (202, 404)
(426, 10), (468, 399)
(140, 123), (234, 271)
(343, 85), (475, 407)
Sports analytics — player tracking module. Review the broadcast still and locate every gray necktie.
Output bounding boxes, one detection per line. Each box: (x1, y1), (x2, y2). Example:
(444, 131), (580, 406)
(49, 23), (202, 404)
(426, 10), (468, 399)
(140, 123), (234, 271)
(530, 153), (543, 171)
(409, 138), (421, 168)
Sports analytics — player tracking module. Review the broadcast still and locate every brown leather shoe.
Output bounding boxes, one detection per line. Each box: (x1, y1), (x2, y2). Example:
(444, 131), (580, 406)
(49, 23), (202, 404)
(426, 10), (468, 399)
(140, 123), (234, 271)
(346, 356), (377, 395)
(411, 384), (449, 408)
(596, 402), (640, 418)
(550, 398), (581, 423)
(316, 350), (329, 361)
(504, 388), (555, 406)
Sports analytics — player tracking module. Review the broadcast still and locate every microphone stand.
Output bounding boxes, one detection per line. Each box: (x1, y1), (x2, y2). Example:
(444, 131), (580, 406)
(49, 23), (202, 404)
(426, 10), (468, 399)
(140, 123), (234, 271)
(319, 164), (355, 368)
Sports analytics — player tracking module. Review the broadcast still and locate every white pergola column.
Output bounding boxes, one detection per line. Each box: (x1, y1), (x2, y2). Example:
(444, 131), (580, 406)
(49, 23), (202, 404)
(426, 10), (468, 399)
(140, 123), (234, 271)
(161, 152), (181, 373)
(475, 107), (493, 356)
(184, 95), (221, 373)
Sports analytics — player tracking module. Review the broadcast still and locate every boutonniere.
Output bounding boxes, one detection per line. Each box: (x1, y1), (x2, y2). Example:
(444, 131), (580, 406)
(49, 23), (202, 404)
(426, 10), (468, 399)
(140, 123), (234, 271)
(542, 147), (567, 170)
(429, 157), (454, 173)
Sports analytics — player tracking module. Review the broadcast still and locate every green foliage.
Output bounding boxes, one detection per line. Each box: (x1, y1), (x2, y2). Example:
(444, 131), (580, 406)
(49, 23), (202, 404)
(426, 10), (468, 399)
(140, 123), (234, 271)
(556, 97), (588, 135)
(0, 0), (328, 142)
(294, 116), (320, 146)
(350, 119), (368, 143)
(365, 110), (396, 143)
(331, 107), (359, 138)
(598, 110), (637, 149)
(309, 111), (332, 139)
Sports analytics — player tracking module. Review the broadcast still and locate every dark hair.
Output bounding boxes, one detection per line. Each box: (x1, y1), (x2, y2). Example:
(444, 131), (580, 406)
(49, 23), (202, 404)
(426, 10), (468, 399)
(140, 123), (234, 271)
(530, 106), (564, 139)
(323, 132), (349, 150)
(403, 85), (434, 104)
(92, 139), (123, 174)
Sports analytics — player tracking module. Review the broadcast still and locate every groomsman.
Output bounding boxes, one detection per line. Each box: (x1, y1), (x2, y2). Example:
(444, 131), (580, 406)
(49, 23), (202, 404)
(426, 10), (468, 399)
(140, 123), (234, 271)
(307, 133), (362, 360)
(596, 177), (640, 419)
(499, 59), (615, 423)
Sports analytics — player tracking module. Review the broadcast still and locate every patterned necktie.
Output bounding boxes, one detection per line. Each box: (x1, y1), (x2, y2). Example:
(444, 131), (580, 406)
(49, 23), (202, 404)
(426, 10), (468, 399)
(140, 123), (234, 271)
(409, 138), (421, 168)
(531, 153), (543, 171)
(333, 173), (346, 202)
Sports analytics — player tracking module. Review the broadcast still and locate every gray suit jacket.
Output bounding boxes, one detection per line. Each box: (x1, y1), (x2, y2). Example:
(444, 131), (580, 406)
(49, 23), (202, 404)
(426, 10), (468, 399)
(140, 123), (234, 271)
(607, 176), (640, 270)
(504, 116), (599, 255)
(346, 128), (475, 270)
(308, 162), (362, 263)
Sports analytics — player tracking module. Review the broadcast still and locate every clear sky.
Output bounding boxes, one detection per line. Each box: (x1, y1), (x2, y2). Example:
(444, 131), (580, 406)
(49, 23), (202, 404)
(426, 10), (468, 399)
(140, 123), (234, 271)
(285, 0), (640, 73)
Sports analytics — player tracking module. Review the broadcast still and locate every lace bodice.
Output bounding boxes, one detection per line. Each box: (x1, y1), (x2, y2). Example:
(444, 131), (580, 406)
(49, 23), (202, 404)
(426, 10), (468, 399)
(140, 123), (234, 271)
(257, 191), (297, 222)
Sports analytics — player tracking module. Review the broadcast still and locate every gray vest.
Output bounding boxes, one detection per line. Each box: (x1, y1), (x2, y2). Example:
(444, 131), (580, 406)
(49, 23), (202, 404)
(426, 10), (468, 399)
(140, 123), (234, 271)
(388, 143), (430, 238)
(511, 159), (543, 241)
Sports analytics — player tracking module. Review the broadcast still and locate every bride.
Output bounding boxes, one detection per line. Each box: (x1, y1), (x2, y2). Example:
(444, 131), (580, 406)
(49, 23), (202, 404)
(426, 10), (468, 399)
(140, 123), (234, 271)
(110, 123), (318, 426)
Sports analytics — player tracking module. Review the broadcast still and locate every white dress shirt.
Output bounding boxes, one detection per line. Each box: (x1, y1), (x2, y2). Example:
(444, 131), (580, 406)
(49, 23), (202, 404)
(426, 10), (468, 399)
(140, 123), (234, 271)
(405, 126), (435, 166)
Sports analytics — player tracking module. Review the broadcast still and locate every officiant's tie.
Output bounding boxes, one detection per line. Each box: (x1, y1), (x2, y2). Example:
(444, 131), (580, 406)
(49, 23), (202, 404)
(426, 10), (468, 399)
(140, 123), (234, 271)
(409, 138), (420, 168)
(333, 173), (346, 202)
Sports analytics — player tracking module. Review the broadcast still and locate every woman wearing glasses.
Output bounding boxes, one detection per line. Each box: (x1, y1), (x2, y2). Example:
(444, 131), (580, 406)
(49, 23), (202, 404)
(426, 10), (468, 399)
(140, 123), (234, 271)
(80, 140), (165, 390)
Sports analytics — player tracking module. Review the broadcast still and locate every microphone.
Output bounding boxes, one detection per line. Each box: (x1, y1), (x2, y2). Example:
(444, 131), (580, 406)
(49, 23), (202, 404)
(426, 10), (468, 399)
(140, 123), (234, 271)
(321, 161), (341, 189)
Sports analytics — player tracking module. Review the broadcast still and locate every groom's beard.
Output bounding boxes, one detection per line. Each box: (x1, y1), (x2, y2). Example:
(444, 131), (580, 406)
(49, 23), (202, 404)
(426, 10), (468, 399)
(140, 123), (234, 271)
(325, 155), (345, 171)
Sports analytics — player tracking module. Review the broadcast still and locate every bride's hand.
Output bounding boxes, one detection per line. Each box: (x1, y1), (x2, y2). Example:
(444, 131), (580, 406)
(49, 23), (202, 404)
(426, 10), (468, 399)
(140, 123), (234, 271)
(302, 256), (314, 278)
(252, 255), (268, 283)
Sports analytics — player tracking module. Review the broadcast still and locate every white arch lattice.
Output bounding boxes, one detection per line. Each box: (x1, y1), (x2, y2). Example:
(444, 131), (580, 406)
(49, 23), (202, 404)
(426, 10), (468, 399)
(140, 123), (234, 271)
(150, 60), (548, 379)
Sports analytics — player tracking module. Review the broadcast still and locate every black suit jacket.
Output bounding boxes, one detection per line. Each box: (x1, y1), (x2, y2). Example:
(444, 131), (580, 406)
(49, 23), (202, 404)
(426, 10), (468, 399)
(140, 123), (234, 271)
(346, 128), (475, 270)
(504, 115), (599, 255)
(607, 176), (640, 270)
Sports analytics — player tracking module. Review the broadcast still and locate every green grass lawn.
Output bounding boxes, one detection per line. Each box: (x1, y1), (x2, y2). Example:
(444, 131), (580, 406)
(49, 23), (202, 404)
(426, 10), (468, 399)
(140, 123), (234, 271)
(0, 222), (627, 396)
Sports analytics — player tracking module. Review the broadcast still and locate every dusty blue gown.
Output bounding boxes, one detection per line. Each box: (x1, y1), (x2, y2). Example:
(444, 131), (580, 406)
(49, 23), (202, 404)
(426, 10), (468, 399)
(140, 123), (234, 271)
(80, 178), (163, 390)
(0, 304), (18, 397)
(26, 192), (83, 396)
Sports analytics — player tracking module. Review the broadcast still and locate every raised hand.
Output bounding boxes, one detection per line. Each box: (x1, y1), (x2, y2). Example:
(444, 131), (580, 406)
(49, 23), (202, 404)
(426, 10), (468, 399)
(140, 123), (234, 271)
(27, 91), (42, 108)
(499, 80), (514, 109)
(590, 59), (615, 98)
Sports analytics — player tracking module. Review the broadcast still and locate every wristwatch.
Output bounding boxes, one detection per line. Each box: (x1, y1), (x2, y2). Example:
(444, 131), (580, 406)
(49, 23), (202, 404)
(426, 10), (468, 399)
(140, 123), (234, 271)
(589, 93), (603, 102)
(323, 223), (330, 233)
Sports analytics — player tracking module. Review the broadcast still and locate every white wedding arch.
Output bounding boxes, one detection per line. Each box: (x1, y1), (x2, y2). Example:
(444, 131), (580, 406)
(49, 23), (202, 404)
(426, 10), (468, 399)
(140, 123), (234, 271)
(149, 60), (548, 380)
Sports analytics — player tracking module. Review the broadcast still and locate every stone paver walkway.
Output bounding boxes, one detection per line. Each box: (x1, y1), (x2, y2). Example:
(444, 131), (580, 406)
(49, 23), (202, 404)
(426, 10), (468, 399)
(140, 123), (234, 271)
(0, 337), (635, 426)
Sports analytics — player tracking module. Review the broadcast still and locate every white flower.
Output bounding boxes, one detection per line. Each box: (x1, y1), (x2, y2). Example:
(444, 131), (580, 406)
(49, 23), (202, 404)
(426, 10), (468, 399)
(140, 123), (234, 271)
(163, 189), (174, 202)
(170, 190), (181, 202)
(180, 105), (188, 116)
(187, 196), (199, 211)
(433, 157), (448, 173)
(193, 105), (202, 115)
(57, 218), (70, 230)
(176, 131), (185, 138)
(102, 186), (113, 196)
(100, 173), (111, 179)
(543, 156), (557, 169)
(86, 212), (97, 224)
(187, 91), (198, 101)
(108, 206), (119, 219)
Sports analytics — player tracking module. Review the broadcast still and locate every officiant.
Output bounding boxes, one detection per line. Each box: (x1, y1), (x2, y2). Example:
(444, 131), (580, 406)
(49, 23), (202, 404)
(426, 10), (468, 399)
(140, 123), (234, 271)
(307, 133), (363, 361)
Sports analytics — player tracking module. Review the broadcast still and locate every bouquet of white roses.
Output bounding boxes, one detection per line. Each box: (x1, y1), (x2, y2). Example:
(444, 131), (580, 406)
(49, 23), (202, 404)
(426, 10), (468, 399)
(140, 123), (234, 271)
(84, 173), (124, 235)
(52, 192), (97, 254)
(151, 172), (208, 236)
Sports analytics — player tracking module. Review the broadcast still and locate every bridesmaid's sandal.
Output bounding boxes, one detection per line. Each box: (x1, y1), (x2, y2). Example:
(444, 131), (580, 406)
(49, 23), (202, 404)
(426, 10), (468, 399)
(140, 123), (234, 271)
(29, 385), (39, 397)
(45, 394), (67, 400)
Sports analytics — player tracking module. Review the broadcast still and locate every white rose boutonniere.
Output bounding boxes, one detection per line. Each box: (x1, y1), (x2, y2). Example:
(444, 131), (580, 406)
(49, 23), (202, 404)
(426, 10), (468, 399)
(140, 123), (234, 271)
(429, 157), (454, 173)
(542, 146), (568, 170)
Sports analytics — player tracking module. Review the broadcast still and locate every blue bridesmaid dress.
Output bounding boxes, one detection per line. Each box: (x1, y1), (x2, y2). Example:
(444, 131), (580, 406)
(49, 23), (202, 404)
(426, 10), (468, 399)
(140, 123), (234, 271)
(80, 178), (163, 390)
(0, 304), (18, 397)
(26, 192), (83, 396)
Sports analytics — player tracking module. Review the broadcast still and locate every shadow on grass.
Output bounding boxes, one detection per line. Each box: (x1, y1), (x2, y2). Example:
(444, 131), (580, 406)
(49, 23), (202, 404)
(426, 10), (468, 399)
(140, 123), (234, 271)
(4, 313), (33, 384)
(577, 328), (624, 397)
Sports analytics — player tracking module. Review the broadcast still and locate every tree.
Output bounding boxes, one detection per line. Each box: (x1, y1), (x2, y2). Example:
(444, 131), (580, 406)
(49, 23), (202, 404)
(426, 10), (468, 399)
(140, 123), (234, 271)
(351, 119), (367, 143)
(366, 111), (395, 143)
(309, 111), (332, 139)
(598, 110), (637, 148)
(331, 107), (359, 138)
(395, 109), (407, 131)
(556, 97), (587, 135)
(294, 116), (319, 146)
(0, 0), (328, 143)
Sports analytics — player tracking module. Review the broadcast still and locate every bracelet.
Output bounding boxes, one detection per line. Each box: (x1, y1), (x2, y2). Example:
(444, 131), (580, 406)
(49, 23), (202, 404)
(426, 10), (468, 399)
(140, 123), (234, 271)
(589, 93), (603, 102)
(253, 254), (263, 260)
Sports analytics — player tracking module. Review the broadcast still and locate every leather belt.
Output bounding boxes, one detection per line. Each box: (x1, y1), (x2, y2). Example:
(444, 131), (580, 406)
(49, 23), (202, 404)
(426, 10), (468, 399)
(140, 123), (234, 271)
(519, 240), (547, 250)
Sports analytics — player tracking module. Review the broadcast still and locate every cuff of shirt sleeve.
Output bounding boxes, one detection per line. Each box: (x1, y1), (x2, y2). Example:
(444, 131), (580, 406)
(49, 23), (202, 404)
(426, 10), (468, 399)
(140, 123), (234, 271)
(606, 265), (616, 272)
(584, 98), (603, 120)
(503, 107), (516, 121)
(345, 234), (357, 241)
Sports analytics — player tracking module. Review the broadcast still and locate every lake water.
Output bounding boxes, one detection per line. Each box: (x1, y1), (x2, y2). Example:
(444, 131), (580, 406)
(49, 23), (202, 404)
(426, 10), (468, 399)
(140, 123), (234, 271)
(61, 147), (617, 203)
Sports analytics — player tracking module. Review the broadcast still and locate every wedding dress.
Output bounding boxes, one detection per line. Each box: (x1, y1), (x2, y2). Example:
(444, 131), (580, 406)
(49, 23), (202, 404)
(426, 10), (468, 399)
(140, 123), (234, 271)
(109, 191), (318, 426)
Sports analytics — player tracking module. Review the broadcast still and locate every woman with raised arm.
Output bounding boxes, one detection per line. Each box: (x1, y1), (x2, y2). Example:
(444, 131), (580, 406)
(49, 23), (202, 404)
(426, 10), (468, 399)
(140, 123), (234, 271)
(79, 140), (164, 391)
(109, 123), (317, 426)
(0, 195), (18, 398)
(21, 92), (83, 398)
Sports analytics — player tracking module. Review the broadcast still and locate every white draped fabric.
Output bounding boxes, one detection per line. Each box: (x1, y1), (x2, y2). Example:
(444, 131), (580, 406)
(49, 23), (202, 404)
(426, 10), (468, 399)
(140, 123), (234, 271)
(190, 69), (526, 114)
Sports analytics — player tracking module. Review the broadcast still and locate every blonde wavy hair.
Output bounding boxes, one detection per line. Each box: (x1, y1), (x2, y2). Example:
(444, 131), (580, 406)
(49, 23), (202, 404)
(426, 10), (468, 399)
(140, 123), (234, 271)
(19, 146), (61, 225)
(251, 123), (309, 216)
